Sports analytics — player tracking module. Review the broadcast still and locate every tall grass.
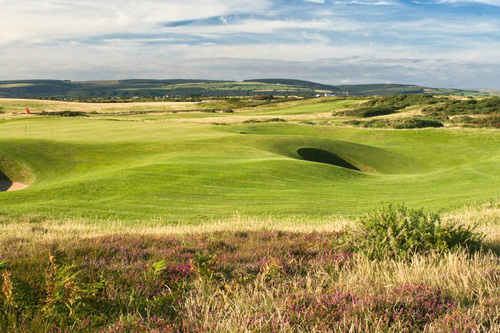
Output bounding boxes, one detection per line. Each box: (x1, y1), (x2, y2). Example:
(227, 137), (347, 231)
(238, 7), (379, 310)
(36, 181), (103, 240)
(0, 202), (499, 332)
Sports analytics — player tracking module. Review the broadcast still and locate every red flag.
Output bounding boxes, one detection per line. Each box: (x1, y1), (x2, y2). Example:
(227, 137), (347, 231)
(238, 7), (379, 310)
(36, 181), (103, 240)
(26, 107), (30, 115)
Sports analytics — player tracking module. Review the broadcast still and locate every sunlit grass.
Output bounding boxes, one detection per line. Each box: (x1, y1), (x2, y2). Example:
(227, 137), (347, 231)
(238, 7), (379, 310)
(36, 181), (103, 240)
(1, 96), (500, 331)
(0, 202), (499, 332)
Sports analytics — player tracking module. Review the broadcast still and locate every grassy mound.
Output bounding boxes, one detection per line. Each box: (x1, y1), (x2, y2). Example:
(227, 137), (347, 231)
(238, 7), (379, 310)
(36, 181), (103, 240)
(0, 118), (499, 221)
(0, 155), (34, 190)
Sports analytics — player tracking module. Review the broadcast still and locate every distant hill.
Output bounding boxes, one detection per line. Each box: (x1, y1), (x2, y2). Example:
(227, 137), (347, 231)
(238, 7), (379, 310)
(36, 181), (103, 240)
(243, 78), (341, 93)
(0, 79), (484, 99)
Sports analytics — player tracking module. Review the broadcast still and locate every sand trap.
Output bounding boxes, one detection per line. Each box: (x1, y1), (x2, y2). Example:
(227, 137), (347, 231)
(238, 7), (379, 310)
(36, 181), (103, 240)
(297, 148), (361, 171)
(0, 181), (29, 192)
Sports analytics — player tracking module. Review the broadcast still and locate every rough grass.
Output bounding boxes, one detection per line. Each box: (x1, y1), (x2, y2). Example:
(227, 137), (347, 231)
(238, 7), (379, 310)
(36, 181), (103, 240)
(0, 202), (499, 332)
(0, 98), (199, 114)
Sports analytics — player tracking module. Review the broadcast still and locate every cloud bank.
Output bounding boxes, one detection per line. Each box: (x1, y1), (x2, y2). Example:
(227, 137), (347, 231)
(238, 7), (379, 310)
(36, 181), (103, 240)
(0, 0), (499, 88)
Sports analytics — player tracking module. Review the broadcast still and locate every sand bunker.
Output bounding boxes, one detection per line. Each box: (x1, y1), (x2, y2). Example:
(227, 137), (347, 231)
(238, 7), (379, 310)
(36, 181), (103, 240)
(0, 159), (33, 192)
(297, 148), (361, 171)
(0, 180), (29, 192)
(0, 168), (29, 192)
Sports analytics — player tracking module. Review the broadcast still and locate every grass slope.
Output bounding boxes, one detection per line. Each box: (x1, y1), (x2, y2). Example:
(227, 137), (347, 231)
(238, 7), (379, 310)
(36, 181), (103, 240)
(1, 97), (500, 332)
(1, 115), (499, 223)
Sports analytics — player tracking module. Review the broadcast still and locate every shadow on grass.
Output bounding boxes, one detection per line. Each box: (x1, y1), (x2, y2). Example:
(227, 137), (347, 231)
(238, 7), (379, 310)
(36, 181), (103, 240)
(483, 241), (500, 256)
(297, 148), (361, 171)
(0, 170), (13, 191)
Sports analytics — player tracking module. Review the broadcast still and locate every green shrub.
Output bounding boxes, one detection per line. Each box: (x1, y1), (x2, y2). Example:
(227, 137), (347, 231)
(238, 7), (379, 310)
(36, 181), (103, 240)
(450, 116), (500, 128)
(338, 106), (396, 118)
(392, 118), (444, 129)
(423, 97), (500, 116)
(346, 205), (483, 259)
(342, 117), (444, 129)
(40, 110), (88, 117)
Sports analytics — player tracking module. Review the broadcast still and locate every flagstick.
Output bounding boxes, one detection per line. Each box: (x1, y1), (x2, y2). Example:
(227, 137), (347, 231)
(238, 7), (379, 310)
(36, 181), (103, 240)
(25, 107), (30, 132)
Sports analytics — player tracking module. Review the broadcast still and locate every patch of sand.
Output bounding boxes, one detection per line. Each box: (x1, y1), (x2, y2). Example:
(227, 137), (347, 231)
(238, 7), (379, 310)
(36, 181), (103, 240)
(163, 111), (344, 124)
(372, 108), (425, 119)
(0, 181), (29, 192)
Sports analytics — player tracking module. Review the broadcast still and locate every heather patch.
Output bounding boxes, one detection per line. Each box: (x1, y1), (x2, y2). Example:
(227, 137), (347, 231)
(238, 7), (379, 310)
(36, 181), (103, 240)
(0, 226), (498, 332)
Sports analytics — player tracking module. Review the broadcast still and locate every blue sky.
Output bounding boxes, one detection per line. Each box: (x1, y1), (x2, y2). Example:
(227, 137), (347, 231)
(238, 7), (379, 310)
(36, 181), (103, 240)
(0, 0), (499, 88)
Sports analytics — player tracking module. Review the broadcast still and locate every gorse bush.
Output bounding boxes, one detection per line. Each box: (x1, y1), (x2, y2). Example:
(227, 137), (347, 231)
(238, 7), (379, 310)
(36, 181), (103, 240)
(424, 96), (500, 116)
(364, 94), (442, 109)
(339, 106), (397, 117)
(343, 117), (444, 129)
(392, 118), (444, 129)
(338, 94), (445, 118)
(450, 115), (500, 129)
(347, 205), (483, 259)
(40, 110), (89, 117)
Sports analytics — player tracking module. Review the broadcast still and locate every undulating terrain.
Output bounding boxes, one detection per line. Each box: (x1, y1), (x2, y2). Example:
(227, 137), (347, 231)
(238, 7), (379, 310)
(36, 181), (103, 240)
(1, 93), (499, 332)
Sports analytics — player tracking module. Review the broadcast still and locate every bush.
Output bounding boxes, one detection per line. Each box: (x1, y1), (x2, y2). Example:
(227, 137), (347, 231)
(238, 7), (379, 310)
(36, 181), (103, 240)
(338, 106), (396, 118)
(40, 110), (88, 117)
(346, 205), (483, 259)
(338, 94), (445, 118)
(423, 97), (500, 116)
(242, 118), (286, 124)
(392, 118), (444, 129)
(342, 117), (444, 129)
(449, 116), (500, 128)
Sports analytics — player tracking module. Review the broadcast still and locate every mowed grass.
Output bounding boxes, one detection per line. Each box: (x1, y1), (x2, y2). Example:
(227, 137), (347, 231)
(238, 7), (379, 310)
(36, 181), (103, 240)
(237, 98), (363, 116)
(1, 113), (499, 223)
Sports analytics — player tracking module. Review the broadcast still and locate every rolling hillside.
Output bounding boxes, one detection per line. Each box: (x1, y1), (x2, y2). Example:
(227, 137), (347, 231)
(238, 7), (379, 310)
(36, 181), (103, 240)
(1, 112), (499, 222)
(0, 79), (484, 99)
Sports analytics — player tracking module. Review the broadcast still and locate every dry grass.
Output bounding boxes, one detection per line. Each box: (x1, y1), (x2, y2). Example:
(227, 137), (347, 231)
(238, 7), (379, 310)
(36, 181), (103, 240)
(180, 250), (500, 332)
(1, 202), (499, 332)
(1, 200), (498, 245)
(0, 98), (199, 115)
(444, 200), (500, 245)
(0, 213), (353, 245)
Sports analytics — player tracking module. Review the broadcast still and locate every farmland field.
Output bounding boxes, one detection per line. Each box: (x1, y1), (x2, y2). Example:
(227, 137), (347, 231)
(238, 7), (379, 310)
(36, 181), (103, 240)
(1, 96), (500, 332)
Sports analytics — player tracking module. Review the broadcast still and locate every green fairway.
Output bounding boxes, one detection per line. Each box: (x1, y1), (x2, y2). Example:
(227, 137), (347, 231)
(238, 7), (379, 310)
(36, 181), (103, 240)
(1, 112), (499, 223)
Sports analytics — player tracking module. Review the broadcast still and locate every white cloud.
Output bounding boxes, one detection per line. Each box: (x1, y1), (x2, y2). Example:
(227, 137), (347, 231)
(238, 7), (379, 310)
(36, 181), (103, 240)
(436, 0), (500, 6)
(163, 17), (362, 36)
(387, 18), (500, 36)
(0, 0), (498, 88)
(330, 0), (396, 5)
(1, 36), (499, 88)
(0, 0), (271, 45)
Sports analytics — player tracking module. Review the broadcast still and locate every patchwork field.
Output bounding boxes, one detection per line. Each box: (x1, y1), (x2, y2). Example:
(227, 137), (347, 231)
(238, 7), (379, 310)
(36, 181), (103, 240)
(1, 96), (500, 332)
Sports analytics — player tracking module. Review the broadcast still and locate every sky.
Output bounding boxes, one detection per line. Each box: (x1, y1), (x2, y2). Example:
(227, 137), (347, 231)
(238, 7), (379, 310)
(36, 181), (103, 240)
(0, 0), (499, 88)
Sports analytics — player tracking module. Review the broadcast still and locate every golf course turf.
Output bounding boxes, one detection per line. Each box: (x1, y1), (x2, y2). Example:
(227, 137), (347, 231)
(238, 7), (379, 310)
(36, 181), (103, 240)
(1, 113), (499, 223)
(1, 96), (500, 332)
